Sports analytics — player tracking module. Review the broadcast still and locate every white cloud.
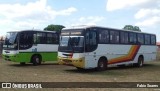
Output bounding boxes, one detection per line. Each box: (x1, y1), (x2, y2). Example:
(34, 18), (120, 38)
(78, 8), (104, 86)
(106, 0), (160, 27)
(135, 16), (160, 27)
(57, 7), (77, 16)
(135, 8), (160, 19)
(0, 0), (77, 36)
(70, 16), (105, 26)
(0, 0), (77, 19)
(134, 8), (160, 27)
(106, 0), (152, 11)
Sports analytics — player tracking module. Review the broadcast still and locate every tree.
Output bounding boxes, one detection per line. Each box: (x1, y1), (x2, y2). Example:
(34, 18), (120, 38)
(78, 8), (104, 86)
(123, 25), (141, 32)
(44, 24), (65, 32)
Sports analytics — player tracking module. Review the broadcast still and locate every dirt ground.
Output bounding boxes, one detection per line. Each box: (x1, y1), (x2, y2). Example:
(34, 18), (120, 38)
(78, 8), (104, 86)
(0, 52), (160, 91)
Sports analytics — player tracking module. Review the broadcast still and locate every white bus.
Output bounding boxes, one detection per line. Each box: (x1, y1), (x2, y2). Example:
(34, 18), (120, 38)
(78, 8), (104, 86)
(58, 26), (157, 70)
(3, 30), (59, 65)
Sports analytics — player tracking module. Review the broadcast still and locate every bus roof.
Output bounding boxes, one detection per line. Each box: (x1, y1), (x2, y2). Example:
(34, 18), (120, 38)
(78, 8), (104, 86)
(7, 30), (57, 33)
(63, 25), (155, 35)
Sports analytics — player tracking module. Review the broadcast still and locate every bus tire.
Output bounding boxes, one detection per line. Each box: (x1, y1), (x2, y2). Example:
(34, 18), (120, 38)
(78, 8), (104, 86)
(135, 56), (144, 67)
(32, 55), (41, 66)
(138, 56), (144, 67)
(97, 59), (107, 71)
(20, 62), (26, 65)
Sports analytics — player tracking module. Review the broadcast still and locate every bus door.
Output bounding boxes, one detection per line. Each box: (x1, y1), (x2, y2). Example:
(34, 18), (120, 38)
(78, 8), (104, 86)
(85, 28), (98, 52)
(85, 28), (98, 67)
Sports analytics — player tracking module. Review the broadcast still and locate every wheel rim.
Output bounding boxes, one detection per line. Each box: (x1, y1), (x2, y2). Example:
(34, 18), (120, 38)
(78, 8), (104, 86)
(139, 58), (143, 67)
(140, 60), (143, 67)
(35, 57), (40, 63)
(99, 61), (104, 68)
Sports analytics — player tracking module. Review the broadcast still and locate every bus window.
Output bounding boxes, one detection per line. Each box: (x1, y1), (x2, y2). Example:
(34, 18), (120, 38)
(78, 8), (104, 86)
(151, 35), (156, 45)
(120, 32), (128, 44)
(99, 30), (109, 44)
(36, 33), (46, 44)
(137, 34), (144, 44)
(145, 34), (151, 45)
(47, 33), (53, 44)
(19, 32), (33, 49)
(85, 29), (97, 52)
(110, 30), (119, 44)
(53, 34), (59, 44)
(90, 32), (96, 45)
(47, 33), (59, 44)
(33, 33), (37, 44)
(129, 33), (137, 44)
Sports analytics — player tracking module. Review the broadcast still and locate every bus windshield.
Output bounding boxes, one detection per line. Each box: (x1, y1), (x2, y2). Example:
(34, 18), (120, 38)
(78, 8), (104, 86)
(59, 36), (84, 53)
(58, 29), (85, 53)
(3, 32), (18, 49)
(60, 36), (84, 47)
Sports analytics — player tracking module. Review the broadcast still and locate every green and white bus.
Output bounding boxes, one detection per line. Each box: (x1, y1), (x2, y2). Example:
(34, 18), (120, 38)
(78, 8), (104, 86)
(58, 26), (157, 70)
(3, 30), (59, 65)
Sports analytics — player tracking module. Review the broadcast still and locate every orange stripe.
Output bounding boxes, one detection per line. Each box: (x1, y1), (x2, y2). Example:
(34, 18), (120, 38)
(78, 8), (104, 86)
(108, 45), (140, 64)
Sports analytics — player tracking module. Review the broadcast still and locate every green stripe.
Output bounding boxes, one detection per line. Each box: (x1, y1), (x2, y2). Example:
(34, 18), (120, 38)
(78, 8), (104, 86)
(19, 51), (57, 53)
(3, 52), (57, 63)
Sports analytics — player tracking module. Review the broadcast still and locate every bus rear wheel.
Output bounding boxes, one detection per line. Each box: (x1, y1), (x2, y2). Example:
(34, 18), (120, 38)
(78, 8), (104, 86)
(97, 59), (107, 71)
(32, 55), (41, 66)
(134, 56), (144, 67)
(137, 56), (144, 67)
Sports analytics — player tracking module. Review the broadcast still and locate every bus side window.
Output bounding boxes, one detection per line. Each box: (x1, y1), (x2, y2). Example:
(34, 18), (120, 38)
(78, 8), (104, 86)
(36, 33), (46, 44)
(99, 30), (109, 44)
(19, 32), (33, 49)
(33, 34), (37, 44)
(85, 31), (90, 52)
(145, 34), (151, 45)
(46, 33), (58, 44)
(90, 32), (97, 45)
(137, 34), (144, 45)
(36, 33), (41, 44)
(110, 30), (119, 44)
(19, 33), (24, 44)
(85, 29), (97, 52)
(85, 32), (89, 44)
(151, 35), (156, 45)
(53, 34), (59, 44)
(129, 33), (137, 44)
(47, 33), (53, 44)
(120, 32), (128, 44)
(20, 32), (32, 45)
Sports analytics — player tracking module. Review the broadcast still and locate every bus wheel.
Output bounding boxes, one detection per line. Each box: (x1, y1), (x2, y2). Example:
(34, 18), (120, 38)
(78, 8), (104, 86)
(134, 56), (144, 67)
(32, 55), (41, 66)
(20, 62), (26, 65)
(137, 56), (144, 67)
(97, 59), (107, 71)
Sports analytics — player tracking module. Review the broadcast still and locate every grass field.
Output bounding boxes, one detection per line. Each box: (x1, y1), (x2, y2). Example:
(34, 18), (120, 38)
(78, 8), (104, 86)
(0, 52), (160, 91)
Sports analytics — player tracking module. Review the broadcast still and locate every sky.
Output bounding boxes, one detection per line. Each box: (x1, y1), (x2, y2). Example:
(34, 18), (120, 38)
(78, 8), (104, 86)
(0, 0), (160, 41)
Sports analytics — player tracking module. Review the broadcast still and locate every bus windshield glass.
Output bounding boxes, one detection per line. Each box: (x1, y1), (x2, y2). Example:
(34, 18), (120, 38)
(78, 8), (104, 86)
(60, 36), (84, 47)
(3, 32), (18, 49)
(58, 29), (84, 53)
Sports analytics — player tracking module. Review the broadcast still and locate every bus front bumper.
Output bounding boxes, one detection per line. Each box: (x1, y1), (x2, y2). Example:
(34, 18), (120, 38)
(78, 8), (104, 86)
(58, 57), (85, 68)
(2, 54), (17, 62)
